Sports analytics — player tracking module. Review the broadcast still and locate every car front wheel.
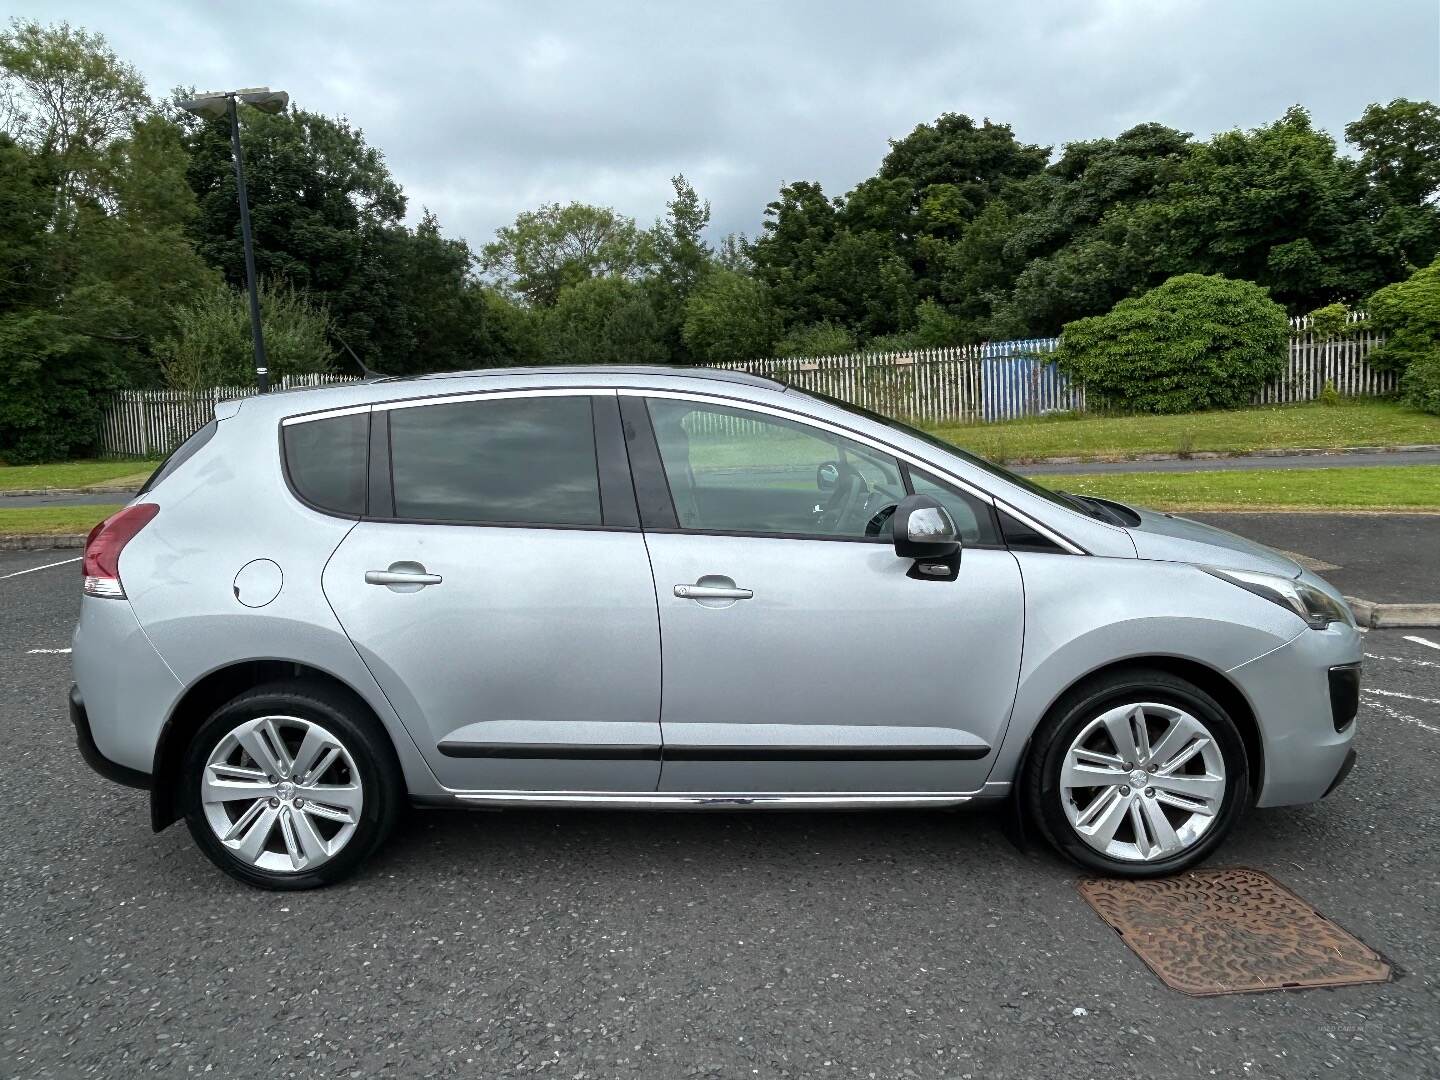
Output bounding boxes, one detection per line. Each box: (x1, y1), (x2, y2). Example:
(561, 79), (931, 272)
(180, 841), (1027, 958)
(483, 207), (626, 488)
(181, 680), (402, 890)
(1025, 668), (1249, 877)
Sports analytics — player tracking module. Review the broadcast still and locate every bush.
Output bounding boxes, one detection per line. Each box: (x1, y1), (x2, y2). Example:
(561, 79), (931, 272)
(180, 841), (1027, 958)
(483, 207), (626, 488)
(681, 269), (778, 363)
(773, 320), (857, 358)
(1054, 274), (1289, 414)
(157, 281), (335, 391)
(1366, 257), (1440, 414)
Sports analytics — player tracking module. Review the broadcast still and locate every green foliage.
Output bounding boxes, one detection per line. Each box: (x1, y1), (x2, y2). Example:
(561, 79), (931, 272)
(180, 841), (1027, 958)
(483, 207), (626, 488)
(773, 320), (857, 358)
(1055, 274), (1289, 414)
(481, 201), (643, 307)
(1320, 379), (1342, 407)
(542, 277), (666, 365)
(1367, 257), (1440, 413)
(156, 280), (334, 391)
(681, 269), (777, 363)
(1345, 98), (1440, 207)
(1306, 302), (1352, 340)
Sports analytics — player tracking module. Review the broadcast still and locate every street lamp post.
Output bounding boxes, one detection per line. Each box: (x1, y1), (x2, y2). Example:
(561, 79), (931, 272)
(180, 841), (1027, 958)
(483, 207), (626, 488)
(179, 87), (289, 394)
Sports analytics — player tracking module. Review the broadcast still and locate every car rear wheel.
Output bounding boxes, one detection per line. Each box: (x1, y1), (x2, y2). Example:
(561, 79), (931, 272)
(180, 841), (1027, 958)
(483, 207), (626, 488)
(1025, 668), (1249, 877)
(182, 680), (402, 890)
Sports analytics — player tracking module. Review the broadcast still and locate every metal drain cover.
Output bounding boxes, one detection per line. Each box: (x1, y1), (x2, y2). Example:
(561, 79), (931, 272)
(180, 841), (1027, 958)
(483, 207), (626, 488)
(1078, 868), (1391, 996)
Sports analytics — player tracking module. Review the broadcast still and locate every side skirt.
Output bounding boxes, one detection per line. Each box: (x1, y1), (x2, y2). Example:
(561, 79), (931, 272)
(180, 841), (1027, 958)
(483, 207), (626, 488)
(412, 791), (978, 810)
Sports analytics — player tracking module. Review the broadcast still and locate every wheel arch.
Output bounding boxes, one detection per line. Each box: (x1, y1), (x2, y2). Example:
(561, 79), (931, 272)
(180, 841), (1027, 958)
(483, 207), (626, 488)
(1009, 655), (1263, 806)
(150, 659), (405, 832)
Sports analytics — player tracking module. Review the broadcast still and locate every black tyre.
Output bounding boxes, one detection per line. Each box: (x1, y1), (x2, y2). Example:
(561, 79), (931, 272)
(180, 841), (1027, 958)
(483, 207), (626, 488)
(1023, 667), (1249, 878)
(181, 679), (403, 890)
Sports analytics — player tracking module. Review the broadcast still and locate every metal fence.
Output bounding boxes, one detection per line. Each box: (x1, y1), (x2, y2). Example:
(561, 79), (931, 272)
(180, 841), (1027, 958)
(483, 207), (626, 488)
(95, 318), (1397, 457)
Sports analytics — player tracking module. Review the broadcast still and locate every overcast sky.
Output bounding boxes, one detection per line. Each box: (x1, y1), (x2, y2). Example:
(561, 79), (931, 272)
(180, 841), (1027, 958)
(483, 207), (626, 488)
(17, 0), (1440, 248)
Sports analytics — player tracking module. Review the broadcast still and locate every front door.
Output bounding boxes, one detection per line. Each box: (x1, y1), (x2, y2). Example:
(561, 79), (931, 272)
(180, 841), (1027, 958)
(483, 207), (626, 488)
(629, 393), (1024, 794)
(323, 391), (662, 792)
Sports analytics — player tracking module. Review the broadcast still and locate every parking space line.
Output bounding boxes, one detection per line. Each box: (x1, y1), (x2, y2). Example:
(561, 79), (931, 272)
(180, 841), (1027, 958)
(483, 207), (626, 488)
(0, 556), (81, 580)
(26, 647), (71, 655)
(1366, 652), (1440, 671)
(1364, 698), (1440, 735)
(1403, 635), (1440, 651)
(1364, 687), (1440, 706)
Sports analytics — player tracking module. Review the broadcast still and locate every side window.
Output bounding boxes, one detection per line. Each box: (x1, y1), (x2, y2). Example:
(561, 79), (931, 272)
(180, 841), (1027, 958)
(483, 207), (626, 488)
(388, 395), (602, 526)
(646, 399), (905, 538)
(907, 468), (1000, 546)
(283, 412), (369, 516)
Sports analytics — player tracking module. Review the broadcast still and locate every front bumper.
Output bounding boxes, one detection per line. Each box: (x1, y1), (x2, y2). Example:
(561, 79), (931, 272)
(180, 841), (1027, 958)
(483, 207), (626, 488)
(69, 685), (151, 790)
(1227, 622), (1362, 807)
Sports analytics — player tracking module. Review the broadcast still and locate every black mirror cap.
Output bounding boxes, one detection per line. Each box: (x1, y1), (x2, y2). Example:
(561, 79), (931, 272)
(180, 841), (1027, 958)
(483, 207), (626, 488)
(893, 493), (961, 560)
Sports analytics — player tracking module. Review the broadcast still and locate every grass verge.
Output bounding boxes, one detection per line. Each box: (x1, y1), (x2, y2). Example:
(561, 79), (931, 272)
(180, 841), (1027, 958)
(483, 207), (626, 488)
(0, 460), (158, 493)
(0, 506), (121, 536)
(1031, 465), (1440, 512)
(928, 400), (1440, 463)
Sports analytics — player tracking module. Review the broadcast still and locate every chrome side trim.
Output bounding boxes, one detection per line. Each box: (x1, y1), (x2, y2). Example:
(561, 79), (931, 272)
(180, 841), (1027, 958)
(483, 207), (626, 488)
(279, 403), (371, 426)
(437, 790), (977, 809)
(616, 387), (1087, 554)
(377, 387), (618, 411)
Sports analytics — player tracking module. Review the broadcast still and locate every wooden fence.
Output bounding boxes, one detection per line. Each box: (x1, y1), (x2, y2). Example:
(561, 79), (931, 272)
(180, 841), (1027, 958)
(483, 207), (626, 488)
(95, 318), (1397, 457)
(99, 374), (357, 458)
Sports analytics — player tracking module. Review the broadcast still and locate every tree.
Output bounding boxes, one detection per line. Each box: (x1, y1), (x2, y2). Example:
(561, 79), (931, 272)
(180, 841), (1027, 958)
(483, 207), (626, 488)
(1366, 256), (1440, 414)
(1055, 274), (1289, 414)
(878, 113), (1049, 220)
(180, 101), (406, 362)
(541, 276), (666, 365)
(480, 202), (643, 307)
(773, 320), (856, 358)
(682, 269), (777, 363)
(156, 280), (334, 391)
(645, 174), (713, 363)
(1346, 98), (1440, 208)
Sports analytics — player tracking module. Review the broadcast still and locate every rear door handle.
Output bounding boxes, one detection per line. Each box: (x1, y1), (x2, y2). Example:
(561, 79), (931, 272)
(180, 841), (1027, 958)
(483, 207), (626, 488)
(674, 583), (753, 600)
(365, 561), (442, 590)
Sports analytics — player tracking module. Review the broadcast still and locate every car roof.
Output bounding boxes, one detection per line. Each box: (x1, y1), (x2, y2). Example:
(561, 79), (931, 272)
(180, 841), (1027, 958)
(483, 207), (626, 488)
(390, 365), (784, 389)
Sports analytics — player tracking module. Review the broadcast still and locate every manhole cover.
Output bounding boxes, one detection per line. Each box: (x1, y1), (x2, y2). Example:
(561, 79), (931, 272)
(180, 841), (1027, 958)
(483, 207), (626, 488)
(1078, 868), (1391, 996)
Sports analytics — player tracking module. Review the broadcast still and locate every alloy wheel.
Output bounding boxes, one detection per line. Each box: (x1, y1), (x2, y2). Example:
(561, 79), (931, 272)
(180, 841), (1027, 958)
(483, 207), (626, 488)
(1059, 701), (1227, 863)
(200, 714), (364, 874)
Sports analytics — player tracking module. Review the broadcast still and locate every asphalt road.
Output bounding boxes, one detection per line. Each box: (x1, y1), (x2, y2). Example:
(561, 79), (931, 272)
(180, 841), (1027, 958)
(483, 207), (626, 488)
(3, 547), (1439, 1079)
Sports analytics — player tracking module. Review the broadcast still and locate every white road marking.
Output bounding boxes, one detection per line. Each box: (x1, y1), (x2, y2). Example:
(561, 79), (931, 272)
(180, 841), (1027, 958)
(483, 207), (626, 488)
(1366, 652), (1440, 671)
(1364, 698), (1440, 736)
(1364, 687), (1440, 706)
(1403, 635), (1440, 652)
(0, 556), (81, 580)
(26, 647), (71, 655)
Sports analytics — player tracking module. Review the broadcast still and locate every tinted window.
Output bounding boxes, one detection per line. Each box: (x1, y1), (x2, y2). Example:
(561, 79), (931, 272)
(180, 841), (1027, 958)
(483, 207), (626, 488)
(646, 399), (904, 538)
(389, 396), (602, 526)
(907, 468), (1000, 546)
(138, 420), (218, 495)
(283, 412), (369, 516)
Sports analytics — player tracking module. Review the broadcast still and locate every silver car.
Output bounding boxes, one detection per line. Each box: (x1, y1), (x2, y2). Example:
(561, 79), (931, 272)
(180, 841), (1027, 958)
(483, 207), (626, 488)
(71, 367), (1361, 890)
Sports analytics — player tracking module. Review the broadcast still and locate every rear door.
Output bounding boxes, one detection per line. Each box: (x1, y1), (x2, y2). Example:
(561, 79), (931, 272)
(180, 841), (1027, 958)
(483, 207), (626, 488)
(624, 392), (1025, 795)
(319, 390), (663, 793)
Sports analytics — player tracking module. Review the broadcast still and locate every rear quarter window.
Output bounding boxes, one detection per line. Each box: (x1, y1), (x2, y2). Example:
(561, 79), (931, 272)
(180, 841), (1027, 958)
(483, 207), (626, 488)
(282, 411), (369, 516)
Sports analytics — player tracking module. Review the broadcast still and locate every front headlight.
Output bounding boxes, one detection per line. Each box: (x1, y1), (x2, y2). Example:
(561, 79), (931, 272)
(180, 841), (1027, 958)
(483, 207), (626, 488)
(1200, 567), (1351, 629)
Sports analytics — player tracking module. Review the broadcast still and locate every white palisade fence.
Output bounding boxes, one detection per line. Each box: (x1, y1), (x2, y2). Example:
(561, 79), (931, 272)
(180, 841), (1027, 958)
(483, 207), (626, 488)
(95, 319), (1396, 457)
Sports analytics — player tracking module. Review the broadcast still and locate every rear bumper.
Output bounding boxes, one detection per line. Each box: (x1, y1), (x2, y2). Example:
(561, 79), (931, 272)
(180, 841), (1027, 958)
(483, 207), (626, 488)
(69, 684), (150, 790)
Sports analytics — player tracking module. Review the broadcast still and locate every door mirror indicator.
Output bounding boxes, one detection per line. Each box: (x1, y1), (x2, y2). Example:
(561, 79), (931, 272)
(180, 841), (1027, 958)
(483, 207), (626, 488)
(892, 494), (961, 563)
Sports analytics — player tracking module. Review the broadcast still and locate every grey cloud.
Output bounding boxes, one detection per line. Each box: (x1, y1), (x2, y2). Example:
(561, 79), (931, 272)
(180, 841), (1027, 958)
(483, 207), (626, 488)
(12, 0), (1438, 248)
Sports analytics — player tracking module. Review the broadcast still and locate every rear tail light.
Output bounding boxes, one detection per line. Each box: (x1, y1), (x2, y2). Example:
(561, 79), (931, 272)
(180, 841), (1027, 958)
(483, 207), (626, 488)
(82, 503), (159, 599)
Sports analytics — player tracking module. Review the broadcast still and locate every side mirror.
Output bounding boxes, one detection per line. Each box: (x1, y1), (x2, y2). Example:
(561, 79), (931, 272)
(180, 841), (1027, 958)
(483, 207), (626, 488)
(816, 461), (840, 493)
(892, 494), (960, 567)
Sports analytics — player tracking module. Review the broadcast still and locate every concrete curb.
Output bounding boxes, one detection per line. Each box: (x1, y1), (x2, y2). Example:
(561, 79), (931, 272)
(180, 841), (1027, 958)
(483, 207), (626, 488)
(1345, 597), (1440, 629)
(0, 534), (86, 550)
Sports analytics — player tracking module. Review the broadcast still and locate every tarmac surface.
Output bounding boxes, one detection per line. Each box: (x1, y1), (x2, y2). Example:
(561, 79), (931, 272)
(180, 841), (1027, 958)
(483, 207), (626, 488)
(2, 537), (1438, 1079)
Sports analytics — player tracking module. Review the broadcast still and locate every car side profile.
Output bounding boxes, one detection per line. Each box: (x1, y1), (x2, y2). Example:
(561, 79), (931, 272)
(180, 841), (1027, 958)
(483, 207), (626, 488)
(70, 367), (1361, 889)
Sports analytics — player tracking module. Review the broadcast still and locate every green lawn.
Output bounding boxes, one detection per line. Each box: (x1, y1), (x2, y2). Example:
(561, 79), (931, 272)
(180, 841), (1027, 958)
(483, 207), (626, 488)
(1031, 465), (1440, 512)
(0, 459), (158, 493)
(926, 400), (1440, 464)
(0, 505), (121, 536)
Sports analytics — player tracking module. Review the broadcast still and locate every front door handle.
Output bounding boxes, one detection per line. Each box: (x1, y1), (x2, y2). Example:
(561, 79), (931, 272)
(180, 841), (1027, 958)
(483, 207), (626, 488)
(674, 583), (753, 600)
(365, 561), (442, 591)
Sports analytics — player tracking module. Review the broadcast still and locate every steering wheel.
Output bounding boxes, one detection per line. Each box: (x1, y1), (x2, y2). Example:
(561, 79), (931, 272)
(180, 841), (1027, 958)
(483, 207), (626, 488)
(814, 462), (864, 533)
